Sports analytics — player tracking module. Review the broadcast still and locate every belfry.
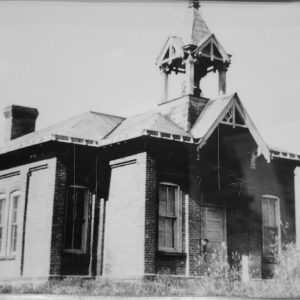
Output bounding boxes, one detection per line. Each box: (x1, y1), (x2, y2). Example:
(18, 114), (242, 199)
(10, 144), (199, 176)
(156, 0), (231, 101)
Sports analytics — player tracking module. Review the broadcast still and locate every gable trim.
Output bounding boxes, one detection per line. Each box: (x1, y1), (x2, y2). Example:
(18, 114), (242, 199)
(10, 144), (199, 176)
(196, 93), (271, 162)
(196, 34), (231, 63)
(156, 36), (184, 67)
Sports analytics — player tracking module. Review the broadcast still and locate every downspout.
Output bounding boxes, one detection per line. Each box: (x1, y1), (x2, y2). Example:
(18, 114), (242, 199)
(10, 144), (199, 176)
(89, 194), (96, 276)
(185, 194), (190, 276)
(89, 154), (98, 276)
(295, 167), (300, 251)
(97, 198), (106, 276)
(20, 171), (31, 276)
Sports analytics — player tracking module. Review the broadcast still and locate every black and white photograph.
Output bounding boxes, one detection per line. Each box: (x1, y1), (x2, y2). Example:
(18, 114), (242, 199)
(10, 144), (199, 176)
(0, 0), (300, 298)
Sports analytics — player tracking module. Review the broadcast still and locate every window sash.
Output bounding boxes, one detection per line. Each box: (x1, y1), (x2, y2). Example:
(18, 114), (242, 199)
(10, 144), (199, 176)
(0, 192), (20, 257)
(8, 194), (19, 255)
(262, 196), (280, 260)
(158, 183), (180, 251)
(64, 187), (88, 253)
(0, 198), (5, 255)
(159, 216), (175, 249)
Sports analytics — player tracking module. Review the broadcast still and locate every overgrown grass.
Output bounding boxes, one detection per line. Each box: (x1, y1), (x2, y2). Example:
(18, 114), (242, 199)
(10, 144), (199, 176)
(1, 276), (300, 298)
(1, 275), (300, 297)
(1, 243), (300, 297)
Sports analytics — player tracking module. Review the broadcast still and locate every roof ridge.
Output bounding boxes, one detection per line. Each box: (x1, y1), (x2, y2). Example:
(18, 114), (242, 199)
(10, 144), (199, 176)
(144, 112), (164, 130)
(88, 110), (125, 120)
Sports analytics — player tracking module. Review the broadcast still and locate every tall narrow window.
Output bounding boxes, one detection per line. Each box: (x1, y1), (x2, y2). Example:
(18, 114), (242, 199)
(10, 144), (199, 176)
(262, 196), (280, 260)
(64, 186), (88, 253)
(8, 192), (20, 255)
(159, 183), (180, 251)
(0, 196), (5, 255)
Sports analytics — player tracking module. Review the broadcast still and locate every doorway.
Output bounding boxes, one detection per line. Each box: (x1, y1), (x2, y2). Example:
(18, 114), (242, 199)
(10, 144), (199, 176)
(203, 206), (226, 262)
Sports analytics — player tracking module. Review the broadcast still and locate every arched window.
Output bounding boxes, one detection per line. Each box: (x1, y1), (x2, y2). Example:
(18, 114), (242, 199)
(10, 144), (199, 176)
(64, 185), (88, 253)
(158, 182), (182, 252)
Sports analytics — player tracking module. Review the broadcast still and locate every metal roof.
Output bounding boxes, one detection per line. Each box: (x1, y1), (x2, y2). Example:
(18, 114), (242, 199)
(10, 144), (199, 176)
(0, 111), (124, 154)
(177, 6), (211, 46)
(190, 93), (234, 139)
(0, 94), (299, 163)
(105, 111), (191, 140)
(0, 109), (197, 155)
(100, 111), (196, 146)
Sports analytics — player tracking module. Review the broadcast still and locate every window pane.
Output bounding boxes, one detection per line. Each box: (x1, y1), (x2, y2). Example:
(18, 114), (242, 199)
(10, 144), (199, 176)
(64, 225), (73, 249)
(76, 191), (85, 220)
(262, 199), (269, 226)
(159, 231), (166, 249)
(159, 186), (167, 216)
(13, 196), (18, 210)
(0, 199), (4, 225)
(66, 192), (74, 221)
(159, 217), (166, 248)
(9, 194), (19, 254)
(10, 225), (17, 252)
(268, 200), (276, 227)
(0, 228), (2, 252)
(73, 220), (83, 250)
(167, 186), (176, 216)
(158, 184), (180, 250)
(166, 218), (174, 248)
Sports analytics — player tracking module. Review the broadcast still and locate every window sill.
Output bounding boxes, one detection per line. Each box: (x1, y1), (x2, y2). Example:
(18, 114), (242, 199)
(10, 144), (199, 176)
(63, 249), (86, 255)
(0, 255), (16, 261)
(158, 250), (186, 257)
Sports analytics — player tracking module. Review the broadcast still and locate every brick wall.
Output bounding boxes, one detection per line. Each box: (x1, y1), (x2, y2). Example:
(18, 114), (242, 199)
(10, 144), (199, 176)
(145, 126), (297, 279)
(49, 158), (68, 276)
(144, 154), (157, 274)
(144, 146), (189, 276)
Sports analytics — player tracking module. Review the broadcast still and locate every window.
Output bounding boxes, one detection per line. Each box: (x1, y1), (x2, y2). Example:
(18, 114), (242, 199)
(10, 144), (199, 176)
(0, 196), (5, 255)
(64, 186), (88, 253)
(262, 196), (280, 260)
(8, 192), (19, 255)
(0, 191), (20, 258)
(158, 183), (181, 251)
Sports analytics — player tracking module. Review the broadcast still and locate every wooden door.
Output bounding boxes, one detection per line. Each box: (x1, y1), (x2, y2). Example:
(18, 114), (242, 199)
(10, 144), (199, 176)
(203, 207), (226, 262)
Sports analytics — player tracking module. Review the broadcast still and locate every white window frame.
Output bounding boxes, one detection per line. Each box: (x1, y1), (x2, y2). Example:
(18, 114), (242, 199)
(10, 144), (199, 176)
(0, 195), (6, 257)
(261, 195), (281, 259)
(7, 191), (20, 256)
(158, 182), (182, 252)
(64, 185), (89, 254)
(0, 191), (21, 258)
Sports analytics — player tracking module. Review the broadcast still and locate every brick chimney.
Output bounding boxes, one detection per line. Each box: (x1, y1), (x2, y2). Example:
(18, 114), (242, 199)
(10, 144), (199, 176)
(3, 105), (39, 142)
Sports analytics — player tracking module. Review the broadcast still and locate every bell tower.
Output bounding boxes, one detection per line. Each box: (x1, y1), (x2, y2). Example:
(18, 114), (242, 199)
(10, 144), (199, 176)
(156, 0), (231, 103)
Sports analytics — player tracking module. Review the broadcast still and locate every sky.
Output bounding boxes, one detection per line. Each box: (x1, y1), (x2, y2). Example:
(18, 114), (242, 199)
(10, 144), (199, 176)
(0, 1), (299, 152)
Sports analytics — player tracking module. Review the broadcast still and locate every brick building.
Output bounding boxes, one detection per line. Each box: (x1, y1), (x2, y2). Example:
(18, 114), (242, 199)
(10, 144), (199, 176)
(0, 2), (300, 280)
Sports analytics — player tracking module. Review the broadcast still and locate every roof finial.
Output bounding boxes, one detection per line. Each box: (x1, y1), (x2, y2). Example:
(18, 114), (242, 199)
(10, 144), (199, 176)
(189, 0), (200, 10)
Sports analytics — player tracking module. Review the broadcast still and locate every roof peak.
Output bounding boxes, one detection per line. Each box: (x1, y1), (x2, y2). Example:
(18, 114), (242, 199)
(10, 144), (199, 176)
(176, 2), (211, 47)
(189, 0), (200, 10)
